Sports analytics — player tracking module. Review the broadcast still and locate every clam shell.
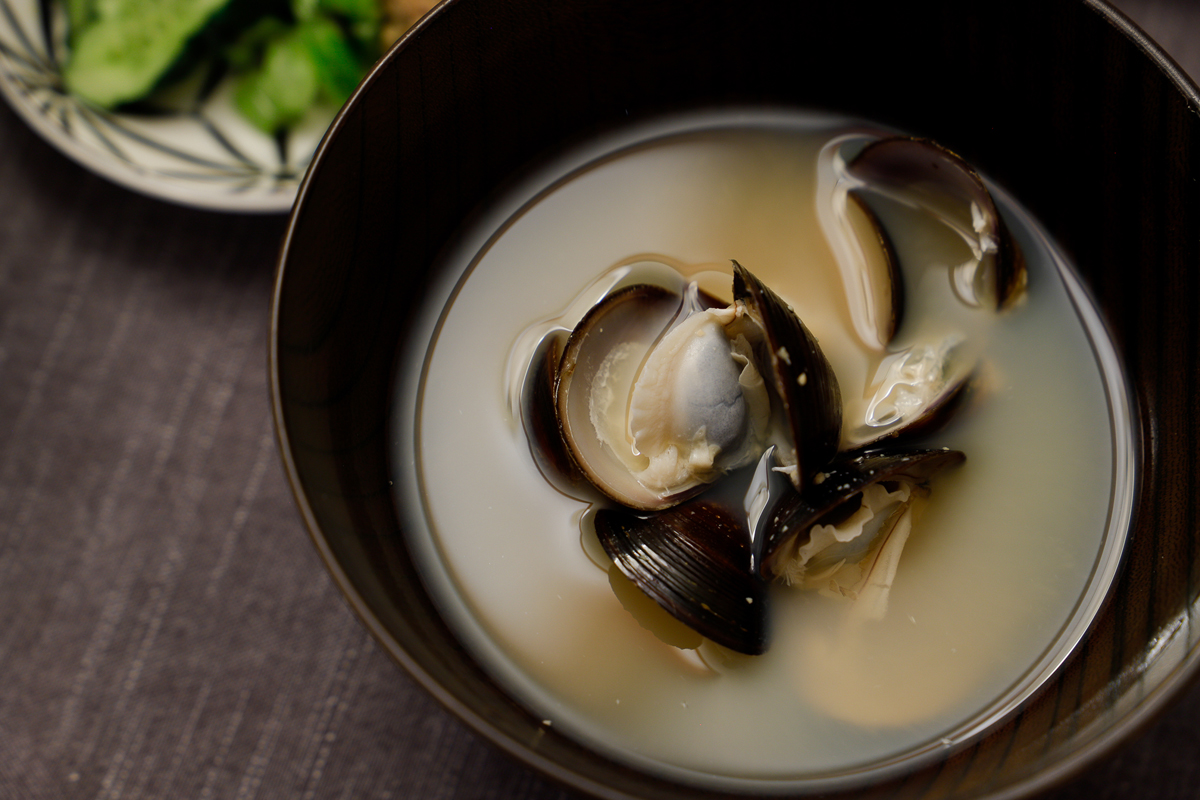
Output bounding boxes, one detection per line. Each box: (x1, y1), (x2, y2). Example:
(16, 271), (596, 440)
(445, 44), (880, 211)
(757, 446), (965, 580)
(732, 261), (842, 491)
(519, 328), (596, 498)
(844, 189), (905, 347)
(555, 283), (698, 510)
(845, 136), (1027, 311)
(595, 500), (768, 656)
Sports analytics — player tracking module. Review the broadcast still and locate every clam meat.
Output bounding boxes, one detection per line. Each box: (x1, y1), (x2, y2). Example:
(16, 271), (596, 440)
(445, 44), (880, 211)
(756, 447), (965, 618)
(843, 335), (974, 449)
(551, 261), (841, 511)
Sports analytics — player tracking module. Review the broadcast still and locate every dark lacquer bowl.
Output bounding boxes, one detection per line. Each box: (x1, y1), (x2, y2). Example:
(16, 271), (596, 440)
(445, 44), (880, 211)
(271, 1), (1200, 797)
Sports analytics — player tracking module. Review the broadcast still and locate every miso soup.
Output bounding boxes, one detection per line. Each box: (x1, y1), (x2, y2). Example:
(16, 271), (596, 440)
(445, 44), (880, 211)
(391, 109), (1133, 791)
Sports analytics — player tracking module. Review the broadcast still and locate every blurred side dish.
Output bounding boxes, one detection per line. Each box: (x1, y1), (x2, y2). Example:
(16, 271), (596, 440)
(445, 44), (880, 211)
(61, 0), (440, 133)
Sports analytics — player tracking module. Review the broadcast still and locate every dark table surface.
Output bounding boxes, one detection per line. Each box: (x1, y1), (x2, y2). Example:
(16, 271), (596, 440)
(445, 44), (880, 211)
(1, 1), (1197, 798)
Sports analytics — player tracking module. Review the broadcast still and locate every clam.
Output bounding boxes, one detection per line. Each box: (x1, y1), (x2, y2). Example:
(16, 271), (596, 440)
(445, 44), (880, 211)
(552, 261), (841, 511)
(756, 447), (965, 593)
(830, 188), (905, 351)
(842, 336), (975, 449)
(731, 262), (842, 491)
(547, 261), (844, 652)
(594, 499), (768, 655)
(841, 136), (1027, 314)
(819, 135), (1021, 448)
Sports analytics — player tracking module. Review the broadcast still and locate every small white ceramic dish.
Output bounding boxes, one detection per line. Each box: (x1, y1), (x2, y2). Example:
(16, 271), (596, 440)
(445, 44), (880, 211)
(0, 0), (338, 213)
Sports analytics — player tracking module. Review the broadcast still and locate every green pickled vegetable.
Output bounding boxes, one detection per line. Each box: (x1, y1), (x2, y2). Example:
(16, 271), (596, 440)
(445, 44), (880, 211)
(64, 0), (97, 44)
(59, 0), (387, 133)
(63, 0), (236, 107)
(231, 25), (319, 132)
(231, 10), (376, 132)
(304, 14), (368, 101)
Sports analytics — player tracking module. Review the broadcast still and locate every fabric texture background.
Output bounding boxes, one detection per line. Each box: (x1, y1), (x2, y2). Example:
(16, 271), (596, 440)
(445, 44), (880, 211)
(0, 1), (1196, 798)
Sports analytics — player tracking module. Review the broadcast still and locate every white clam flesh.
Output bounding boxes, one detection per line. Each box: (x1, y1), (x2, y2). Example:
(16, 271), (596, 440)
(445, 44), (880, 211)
(554, 261), (840, 511)
(844, 334), (973, 448)
(556, 274), (771, 510)
(756, 447), (964, 619)
(624, 287), (771, 496)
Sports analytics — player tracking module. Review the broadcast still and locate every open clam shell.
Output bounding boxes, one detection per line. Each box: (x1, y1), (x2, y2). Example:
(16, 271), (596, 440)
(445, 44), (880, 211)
(756, 446), (965, 581)
(519, 328), (596, 498)
(552, 261), (843, 511)
(842, 340), (976, 449)
(595, 499), (768, 655)
(841, 189), (905, 348)
(554, 280), (715, 510)
(844, 136), (1027, 312)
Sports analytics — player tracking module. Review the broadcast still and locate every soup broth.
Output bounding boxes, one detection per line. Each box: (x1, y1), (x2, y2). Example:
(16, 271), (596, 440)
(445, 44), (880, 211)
(393, 110), (1133, 789)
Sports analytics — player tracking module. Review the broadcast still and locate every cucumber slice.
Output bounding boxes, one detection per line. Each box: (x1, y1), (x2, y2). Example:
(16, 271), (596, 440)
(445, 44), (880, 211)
(63, 0), (236, 107)
(232, 25), (318, 132)
(232, 14), (363, 133)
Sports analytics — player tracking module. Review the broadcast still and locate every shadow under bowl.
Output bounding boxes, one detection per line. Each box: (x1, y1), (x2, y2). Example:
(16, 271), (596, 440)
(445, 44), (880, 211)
(271, 0), (1200, 797)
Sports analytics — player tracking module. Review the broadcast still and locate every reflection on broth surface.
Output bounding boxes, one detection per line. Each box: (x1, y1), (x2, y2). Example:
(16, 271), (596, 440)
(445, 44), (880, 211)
(394, 110), (1133, 789)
